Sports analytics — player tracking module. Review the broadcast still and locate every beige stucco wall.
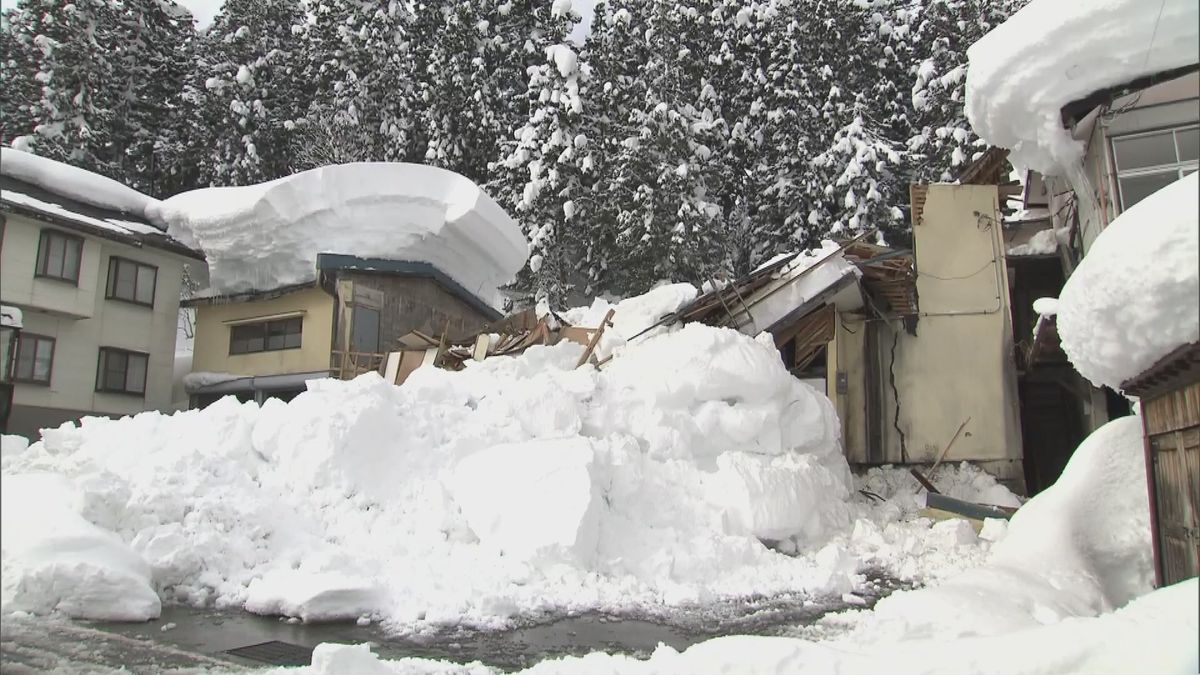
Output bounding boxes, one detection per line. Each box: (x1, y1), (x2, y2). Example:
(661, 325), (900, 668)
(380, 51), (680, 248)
(834, 185), (1024, 483)
(0, 211), (188, 430)
(191, 286), (335, 377)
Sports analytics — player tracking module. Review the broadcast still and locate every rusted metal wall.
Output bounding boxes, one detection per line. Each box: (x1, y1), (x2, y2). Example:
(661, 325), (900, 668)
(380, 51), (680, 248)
(1143, 380), (1200, 586)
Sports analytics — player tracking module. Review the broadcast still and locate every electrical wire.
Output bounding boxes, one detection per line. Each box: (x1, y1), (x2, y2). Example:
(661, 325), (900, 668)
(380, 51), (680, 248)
(919, 259), (995, 281)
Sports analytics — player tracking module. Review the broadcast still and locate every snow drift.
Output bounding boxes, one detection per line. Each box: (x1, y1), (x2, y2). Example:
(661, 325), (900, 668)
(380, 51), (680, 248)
(148, 162), (529, 307)
(1, 314), (867, 628)
(965, 0), (1200, 176)
(1057, 173), (1199, 390)
(860, 416), (1153, 641)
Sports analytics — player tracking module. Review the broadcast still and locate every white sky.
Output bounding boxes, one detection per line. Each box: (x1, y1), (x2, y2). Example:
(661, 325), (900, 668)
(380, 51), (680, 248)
(175, 0), (595, 42)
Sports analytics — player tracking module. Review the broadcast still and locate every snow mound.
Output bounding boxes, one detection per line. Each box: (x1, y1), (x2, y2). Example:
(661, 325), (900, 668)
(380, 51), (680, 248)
(0, 148), (159, 221)
(149, 162), (529, 306)
(1058, 173), (1199, 390)
(865, 416), (1152, 640)
(1, 317), (864, 630)
(559, 282), (698, 360)
(1, 473), (160, 621)
(965, 0), (1200, 175)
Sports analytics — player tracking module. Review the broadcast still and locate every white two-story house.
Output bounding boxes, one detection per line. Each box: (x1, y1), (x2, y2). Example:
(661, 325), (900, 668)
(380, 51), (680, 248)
(0, 150), (204, 439)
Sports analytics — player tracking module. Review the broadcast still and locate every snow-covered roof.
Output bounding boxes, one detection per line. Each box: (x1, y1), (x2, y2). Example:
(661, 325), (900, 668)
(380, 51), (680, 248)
(0, 148), (158, 220)
(150, 162), (528, 309)
(0, 175), (203, 261)
(1057, 174), (1199, 390)
(965, 0), (1200, 176)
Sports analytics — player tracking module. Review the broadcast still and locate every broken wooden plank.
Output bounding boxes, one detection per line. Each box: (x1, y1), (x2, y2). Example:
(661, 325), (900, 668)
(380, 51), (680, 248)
(576, 309), (616, 368)
(909, 467), (940, 494)
(472, 334), (490, 361)
(931, 417), (971, 474)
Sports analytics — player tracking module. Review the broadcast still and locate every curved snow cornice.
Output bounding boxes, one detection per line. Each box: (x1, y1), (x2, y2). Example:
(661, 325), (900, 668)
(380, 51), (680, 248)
(965, 0), (1200, 176)
(149, 162), (530, 309)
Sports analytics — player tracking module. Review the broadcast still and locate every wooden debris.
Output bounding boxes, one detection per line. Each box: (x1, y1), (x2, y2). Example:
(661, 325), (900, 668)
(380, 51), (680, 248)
(909, 467), (940, 494)
(931, 417), (971, 474)
(576, 309), (616, 368)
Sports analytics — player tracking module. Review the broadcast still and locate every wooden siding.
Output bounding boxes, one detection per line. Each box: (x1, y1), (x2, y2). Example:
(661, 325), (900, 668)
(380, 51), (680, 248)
(1143, 380), (1200, 586)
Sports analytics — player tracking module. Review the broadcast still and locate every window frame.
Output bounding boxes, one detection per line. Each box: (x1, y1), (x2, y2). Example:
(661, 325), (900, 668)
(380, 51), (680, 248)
(34, 229), (84, 284)
(13, 333), (55, 385)
(228, 317), (303, 356)
(95, 347), (149, 396)
(105, 256), (158, 308)
(1110, 124), (1199, 211)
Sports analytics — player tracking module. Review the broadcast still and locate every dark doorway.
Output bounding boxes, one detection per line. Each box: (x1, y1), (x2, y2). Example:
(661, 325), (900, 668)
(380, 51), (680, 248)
(1019, 371), (1086, 494)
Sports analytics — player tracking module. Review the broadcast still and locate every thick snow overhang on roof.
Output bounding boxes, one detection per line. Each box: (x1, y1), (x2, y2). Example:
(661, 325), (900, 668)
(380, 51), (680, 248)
(151, 162), (529, 311)
(965, 0), (1200, 176)
(0, 176), (204, 261)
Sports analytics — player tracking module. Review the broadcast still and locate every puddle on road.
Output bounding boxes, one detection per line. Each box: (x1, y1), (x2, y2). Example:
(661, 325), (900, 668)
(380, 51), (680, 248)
(74, 572), (910, 671)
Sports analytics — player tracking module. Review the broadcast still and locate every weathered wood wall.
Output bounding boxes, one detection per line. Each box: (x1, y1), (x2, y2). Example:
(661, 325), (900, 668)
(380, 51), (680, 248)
(1142, 379), (1200, 586)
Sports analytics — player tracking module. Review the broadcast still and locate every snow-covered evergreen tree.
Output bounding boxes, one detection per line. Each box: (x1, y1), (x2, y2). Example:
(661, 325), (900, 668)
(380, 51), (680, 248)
(189, 0), (310, 186)
(493, 38), (595, 304)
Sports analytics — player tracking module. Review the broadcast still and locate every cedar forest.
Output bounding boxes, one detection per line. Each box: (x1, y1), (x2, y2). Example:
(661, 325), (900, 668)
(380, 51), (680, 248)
(0, 0), (1023, 304)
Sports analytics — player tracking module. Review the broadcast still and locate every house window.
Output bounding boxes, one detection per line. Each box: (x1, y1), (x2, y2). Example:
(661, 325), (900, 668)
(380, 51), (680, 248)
(229, 317), (302, 355)
(96, 347), (148, 395)
(35, 229), (83, 283)
(351, 306), (380, 353)
(14, 333), (55, 385)
(1111, 125), (1199, 210)
(106, 257), (157, 306)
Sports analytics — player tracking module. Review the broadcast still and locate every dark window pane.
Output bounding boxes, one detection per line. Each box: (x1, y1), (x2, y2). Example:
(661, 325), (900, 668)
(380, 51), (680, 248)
(103, 351), (127, 390)
(126, 354), (147, 393)
(135, 265), (156, 304)
(15, 336), (52, 383)
(33, 339), (52, 381)
(266, 320), (288, 350)
(1177, 127), (1199, 163)
(1119, 171), (1179, 209)
(106, 258), (118, 296)
(15, 339), (33, 380)
(64, 238), (81, 280)
(1113, 131), (1177, 170)
(284, 318), (302, 349)
(115, 260), (137, 299)
(46, 235), (65, 277)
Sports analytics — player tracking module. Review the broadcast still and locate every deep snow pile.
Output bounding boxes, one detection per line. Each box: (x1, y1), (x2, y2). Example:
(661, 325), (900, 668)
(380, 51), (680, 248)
(1057, 173), (1199, 389)
(148, 162), (528, 305)
(2, 319), (889, 628)
(249, 415), (1183, 675)
(965, 0), (1199, 176)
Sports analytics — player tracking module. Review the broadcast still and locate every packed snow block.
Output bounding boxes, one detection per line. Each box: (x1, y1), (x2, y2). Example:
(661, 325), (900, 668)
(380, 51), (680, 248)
(1057, 174), (1199, 390)
(0, 434), (29, 458)
(244, 570), (381, 622)
(706, 452), (851, 542)
(1, 474), (161, 621)
(450, 439), (601, 561)
(597, 323), (846, 464)
(150, 162), (529, 306)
